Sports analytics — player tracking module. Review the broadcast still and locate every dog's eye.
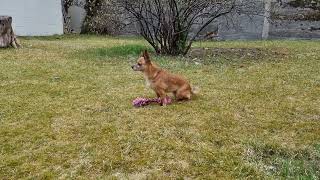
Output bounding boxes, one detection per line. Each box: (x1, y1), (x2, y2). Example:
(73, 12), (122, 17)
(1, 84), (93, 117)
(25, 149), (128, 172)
(138, 63), (142, 66)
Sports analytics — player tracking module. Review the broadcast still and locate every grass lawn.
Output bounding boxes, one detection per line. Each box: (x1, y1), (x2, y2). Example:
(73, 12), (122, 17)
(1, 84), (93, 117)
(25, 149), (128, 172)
(0, 35), (319, 179)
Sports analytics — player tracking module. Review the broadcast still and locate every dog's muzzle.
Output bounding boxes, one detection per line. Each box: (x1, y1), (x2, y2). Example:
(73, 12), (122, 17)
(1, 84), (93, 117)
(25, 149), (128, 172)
(131, 64), (141, 71)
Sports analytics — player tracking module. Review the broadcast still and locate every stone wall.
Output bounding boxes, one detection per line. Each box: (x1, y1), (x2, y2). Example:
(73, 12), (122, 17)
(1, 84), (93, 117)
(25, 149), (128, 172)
(215, 0), (320, 40)
(270, 2), (320, 39)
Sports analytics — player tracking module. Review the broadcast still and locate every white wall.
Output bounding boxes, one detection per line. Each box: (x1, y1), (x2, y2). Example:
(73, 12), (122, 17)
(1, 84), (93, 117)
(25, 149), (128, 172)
(0, 0), (64, 36)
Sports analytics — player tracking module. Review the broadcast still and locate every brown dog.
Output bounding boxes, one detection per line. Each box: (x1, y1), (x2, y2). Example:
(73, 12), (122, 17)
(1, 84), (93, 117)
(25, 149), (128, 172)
(132, 50), (197, 105)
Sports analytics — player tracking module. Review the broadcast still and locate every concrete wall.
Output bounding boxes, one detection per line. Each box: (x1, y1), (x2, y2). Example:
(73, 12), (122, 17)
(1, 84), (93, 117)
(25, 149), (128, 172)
(0, 0), (64, 36)
(120, 0), (320, 40)
(68, 5), (86, 33)
(217, 14), (265, 40)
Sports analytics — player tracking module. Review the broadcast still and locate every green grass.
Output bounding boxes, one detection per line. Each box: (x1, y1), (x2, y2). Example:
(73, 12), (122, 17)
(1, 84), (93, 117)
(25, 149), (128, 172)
(0, 35), (319, 179)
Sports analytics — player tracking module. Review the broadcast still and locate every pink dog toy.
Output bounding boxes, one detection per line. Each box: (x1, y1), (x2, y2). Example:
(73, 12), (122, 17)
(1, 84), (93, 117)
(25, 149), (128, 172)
(133, 97), (172, 107)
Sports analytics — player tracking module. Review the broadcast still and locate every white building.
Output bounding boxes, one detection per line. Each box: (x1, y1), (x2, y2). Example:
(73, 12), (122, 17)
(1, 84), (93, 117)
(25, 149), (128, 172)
(0, 0), (64, 36)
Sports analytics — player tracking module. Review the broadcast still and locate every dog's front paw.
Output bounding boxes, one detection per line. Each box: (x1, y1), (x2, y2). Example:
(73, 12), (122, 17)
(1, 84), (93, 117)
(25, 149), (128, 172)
(160, 97), (172, 106)
(160, 102), (167, 106)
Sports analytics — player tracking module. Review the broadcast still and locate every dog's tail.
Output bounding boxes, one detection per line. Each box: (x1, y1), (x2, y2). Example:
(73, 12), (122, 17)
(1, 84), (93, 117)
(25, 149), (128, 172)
(191, 86), (200, 95)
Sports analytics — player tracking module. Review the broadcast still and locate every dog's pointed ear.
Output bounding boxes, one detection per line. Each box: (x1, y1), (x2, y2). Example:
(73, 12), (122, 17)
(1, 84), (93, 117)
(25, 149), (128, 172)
(143, 50), (151, 63)
(8, 17), (12, 24)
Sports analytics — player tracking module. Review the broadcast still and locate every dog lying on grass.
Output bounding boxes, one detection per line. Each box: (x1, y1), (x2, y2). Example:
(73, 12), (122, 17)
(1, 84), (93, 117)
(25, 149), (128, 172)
(132, 50), (198, 106)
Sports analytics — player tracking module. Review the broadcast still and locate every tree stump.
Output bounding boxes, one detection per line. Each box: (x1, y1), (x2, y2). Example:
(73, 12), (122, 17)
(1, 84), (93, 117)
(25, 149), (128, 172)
(0, 16), (21, 48)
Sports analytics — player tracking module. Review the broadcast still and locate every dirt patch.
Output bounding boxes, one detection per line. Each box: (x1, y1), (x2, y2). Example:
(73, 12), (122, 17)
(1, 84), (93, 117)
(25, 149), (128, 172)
(188, 47), (289, 60)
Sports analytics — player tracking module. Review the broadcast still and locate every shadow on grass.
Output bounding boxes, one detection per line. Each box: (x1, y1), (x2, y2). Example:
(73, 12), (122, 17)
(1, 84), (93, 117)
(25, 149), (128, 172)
(20, 34), (80, 41)
(75, 44), (154, 60)
(73, 44), (290, 70)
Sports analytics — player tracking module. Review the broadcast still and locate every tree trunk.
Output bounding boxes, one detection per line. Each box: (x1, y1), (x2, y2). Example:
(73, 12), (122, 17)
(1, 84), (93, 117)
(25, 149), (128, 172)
(61, 0), (72, 33)
(0, 16), (21, 48)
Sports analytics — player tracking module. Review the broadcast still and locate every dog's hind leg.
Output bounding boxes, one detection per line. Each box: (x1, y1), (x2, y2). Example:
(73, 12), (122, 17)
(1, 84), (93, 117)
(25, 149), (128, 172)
(176, 85), (192, 101)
